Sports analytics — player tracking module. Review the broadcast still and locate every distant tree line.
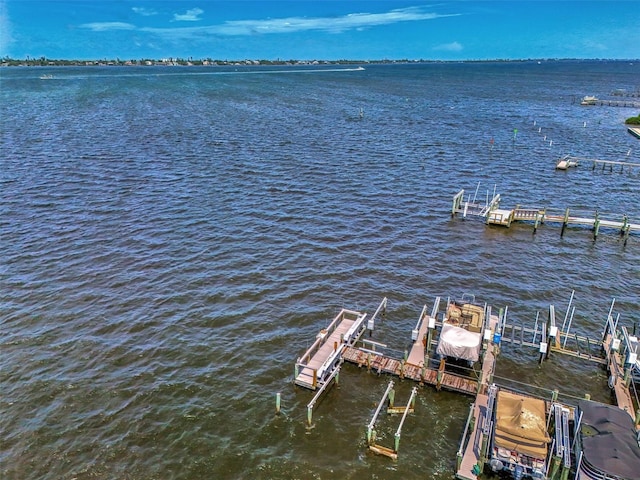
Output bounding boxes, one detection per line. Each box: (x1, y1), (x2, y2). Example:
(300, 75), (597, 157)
(626, 114), (640, 125)
(1, 56), (420, 67)
(3, 56), (601, 68)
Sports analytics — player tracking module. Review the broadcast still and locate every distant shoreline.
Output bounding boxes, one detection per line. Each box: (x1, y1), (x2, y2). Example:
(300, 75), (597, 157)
(2, 57), (638, 68)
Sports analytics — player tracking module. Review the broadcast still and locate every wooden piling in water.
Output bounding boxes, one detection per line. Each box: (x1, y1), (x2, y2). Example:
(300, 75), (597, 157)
(593, 211), (600, 240)
(560, 208), (569, 237)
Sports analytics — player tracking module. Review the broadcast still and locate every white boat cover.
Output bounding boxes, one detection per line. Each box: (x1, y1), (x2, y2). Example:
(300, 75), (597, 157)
(436, 322), (481, 362)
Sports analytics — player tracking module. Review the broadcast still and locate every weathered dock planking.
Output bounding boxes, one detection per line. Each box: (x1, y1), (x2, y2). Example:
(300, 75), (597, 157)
(454, 316), (498, 480)
(603, 333), (636, 418)
(294, 308), (367, 389)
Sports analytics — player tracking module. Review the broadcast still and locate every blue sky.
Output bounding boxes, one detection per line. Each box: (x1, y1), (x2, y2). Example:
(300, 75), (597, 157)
(1, 1), (638, 60)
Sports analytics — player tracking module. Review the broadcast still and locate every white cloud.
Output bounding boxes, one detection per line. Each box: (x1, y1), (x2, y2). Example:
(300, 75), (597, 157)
(80, 22), (136, 32)
(173, 8), (204, 22)
(219, 7), (457, 35)
(580, 39), (607, 52)
(434, 41), (463, 52)
(132, 7), (158, 17)
(141, 6), (459, 39)
(0, 0), (15, 53)
(76, 6), (459, 44)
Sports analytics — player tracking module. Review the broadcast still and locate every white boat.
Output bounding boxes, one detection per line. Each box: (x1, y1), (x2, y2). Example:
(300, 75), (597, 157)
(486, 386), (552, 480)
(580, 95), (598, 106)
(555, 155), (579, 170)
(485, 384), (575, 480)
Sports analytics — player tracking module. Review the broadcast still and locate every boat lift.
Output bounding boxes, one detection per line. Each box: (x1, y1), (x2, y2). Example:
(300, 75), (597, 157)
(366, 380), (418, 460)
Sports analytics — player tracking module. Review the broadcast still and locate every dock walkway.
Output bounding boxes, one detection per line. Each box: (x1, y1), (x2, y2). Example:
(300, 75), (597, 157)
(294, 308), (367, 389)
(455, 316), (498, 480)
(604, 333), (637, 419)
(342, 346), (478, 395)
(558, 154), (640, 171)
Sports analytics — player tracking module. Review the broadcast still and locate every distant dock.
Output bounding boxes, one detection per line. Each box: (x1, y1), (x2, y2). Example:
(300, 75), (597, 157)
(451, 188), (638, 243)
(556, 154), (640, 173)
(629, 126), (640, 139)
(579, 95), (640, 108)
(555, 154), (640, 172)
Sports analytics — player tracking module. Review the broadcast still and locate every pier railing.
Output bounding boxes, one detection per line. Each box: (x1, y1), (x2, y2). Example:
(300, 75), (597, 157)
(296, 308), (361, 366)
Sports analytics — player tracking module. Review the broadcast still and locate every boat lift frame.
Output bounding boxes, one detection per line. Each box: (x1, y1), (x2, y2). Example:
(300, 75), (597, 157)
(366, 380), (418, 460)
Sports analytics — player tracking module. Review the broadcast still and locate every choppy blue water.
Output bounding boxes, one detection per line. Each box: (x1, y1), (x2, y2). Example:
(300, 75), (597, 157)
(1, 61), (639, 480)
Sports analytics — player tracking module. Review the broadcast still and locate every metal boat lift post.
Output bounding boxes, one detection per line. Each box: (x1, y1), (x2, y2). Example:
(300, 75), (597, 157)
(306, 365), (342, 426)
(366, 380), (395, 446)
(366, 297), (388, 335)
(366, 381), (418, 460)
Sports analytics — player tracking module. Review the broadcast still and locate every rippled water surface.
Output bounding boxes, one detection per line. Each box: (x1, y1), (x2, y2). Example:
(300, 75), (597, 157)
(1, 61), (639, 479)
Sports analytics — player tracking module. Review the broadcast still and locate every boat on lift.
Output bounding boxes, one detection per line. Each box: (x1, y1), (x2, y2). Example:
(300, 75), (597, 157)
(555, 155), (579, 170)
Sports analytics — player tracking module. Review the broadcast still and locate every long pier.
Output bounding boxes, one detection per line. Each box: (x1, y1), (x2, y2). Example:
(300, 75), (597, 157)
(452, 188), (638, 242)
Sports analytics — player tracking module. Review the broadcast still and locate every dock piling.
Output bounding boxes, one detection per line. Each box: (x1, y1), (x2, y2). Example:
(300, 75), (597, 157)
(624, 225), (631, 246)
(452, 190), (465, 216)
(621, 214), (629, 235)
(276, 392), (281, 414)
(593, 211), (600, 240)
(560, 208), (570, 237)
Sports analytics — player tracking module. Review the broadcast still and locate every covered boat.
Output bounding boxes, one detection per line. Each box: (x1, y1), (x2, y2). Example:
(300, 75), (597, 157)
(487, 386), (552, 480)
(576, 400), (640, 480)
(436, 299), (485, 363)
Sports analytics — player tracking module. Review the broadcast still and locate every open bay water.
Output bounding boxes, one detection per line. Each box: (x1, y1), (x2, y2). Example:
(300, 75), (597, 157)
(1, 61), (639, 479)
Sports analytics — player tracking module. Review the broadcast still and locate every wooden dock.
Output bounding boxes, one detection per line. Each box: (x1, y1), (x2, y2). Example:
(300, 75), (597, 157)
(454, 319), (498, 480)
(294, 308), (367, 389)
(291, 295), (639, 477)
(342, 346), (479, 395)
(581, 97), (640, 108)
(602, 331), (639, 423)
(455, 395), (487, 480)
(452, 187), (638, 241)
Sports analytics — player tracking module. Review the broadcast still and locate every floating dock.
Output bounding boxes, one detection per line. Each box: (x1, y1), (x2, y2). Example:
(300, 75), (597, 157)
(629, 126), (640, 139)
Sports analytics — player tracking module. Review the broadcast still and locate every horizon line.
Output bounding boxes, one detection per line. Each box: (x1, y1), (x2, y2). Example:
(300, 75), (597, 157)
(3, 57), (639, 64)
